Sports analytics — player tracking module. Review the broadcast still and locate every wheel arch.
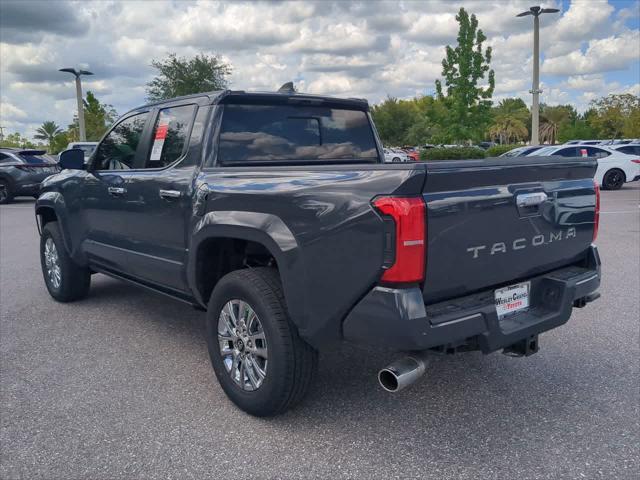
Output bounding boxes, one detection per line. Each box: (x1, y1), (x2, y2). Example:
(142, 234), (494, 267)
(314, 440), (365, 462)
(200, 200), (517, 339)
(35, 192), (73, 254)
(188, 212), (306, 328)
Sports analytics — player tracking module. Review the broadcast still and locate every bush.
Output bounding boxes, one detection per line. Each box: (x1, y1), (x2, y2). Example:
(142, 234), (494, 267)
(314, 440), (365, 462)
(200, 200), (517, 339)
(485, 144), (521, 157)
(420, 147), (486, 161)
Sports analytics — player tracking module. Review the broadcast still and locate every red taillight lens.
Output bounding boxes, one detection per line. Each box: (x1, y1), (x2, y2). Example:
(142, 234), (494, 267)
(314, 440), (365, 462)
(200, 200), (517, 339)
(631, 159), (640, 164)
(372, 196), (426, 283)
(593, 180), (600, 242)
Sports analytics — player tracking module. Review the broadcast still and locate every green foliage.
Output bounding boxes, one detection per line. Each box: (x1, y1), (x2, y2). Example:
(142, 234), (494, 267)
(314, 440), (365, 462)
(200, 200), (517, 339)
(146, 53), (232, 102)
(0, 132), (38, 149)
(371, 97), (420, 146)
(557, 119), (598, 144)
(421, 147), (486, 161)
(34, 121), (63, 152)
(485, 144), (520, 156)
(50, 131), (70, 154)
(67, 91), (118, 142)
(488, 98), (530, 144)
(540, 105), (573, 144)
(435, 7), (495, 143)
(588, 94), (640, 139)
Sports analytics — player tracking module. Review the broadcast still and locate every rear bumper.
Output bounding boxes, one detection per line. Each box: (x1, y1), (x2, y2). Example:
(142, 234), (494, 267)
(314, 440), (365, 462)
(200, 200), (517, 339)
(343, 246), (601, 353)
(632, 174), (640, 182)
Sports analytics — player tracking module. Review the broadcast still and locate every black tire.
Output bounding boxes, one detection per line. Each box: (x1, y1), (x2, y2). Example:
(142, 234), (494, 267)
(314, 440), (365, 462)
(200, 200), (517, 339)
(205, 267), (318, 417)
(0, 179), (13, 204)
(40, 222), (91, 302)
(392, 157), (401, 163)
(602, 169), (625, 190)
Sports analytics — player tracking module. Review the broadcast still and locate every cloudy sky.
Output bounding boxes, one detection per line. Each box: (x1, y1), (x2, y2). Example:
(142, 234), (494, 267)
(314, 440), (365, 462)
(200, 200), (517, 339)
(1, 0), (639, 138)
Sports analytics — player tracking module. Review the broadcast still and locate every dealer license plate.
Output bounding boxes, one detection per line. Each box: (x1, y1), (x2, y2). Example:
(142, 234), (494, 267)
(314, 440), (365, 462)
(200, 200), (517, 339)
(495, 282), (530, 318)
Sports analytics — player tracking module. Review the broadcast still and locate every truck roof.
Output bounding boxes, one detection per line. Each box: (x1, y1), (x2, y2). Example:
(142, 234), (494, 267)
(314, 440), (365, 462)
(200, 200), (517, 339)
(124, 90), (370, 117)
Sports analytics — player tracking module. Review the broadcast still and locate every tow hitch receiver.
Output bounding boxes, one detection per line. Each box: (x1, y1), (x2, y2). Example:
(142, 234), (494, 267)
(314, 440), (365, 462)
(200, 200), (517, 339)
(503, 335), (539, 357)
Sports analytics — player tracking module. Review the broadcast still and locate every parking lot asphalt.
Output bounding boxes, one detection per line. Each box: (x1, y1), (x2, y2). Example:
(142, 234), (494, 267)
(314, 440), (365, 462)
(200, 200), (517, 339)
(1, 184), (638, 480)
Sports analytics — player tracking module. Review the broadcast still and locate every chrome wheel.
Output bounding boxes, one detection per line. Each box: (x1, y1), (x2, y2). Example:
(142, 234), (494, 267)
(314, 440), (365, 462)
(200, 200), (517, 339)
(44, 237), (62, 289)
(218, 299), (268, 391)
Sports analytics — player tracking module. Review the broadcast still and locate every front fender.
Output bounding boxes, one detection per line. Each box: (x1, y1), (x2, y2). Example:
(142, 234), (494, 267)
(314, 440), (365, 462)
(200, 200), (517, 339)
(35, 192), (74, 255)
(188, 211), (307, 330)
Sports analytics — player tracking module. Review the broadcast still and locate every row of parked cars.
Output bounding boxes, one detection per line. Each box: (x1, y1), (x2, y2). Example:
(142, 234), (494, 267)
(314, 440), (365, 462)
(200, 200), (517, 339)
(500, 141), (640, 190)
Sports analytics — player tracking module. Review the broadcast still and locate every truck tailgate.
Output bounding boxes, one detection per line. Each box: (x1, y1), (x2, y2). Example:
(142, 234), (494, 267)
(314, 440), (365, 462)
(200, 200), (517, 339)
(422, 156), (598, 304)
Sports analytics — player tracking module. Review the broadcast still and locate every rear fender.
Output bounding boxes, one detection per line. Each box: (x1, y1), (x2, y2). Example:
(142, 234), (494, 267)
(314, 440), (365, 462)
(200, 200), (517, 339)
(188, 211), (305, 327)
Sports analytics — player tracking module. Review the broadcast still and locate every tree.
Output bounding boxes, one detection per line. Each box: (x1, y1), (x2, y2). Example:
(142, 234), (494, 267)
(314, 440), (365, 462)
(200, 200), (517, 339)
(539, 105), (572, 144)
(589, 94), (640, 139)
(34, 121), (62, 152)
(146, 53), (232, 101)
(67, 91), (118, 142)
(489, 98), (530, 144)
(0, 132), (37, 149)
(435, 7), (495, 143)
(370, 96), (420, 145)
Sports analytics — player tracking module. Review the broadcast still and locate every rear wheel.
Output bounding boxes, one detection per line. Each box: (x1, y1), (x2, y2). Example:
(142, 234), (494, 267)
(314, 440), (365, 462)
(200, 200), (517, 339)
(602, 169), (625, 190)
(392, 157), (401, 163)
(205, 267), (318, 416)
(0, 179), (13, 204)
(40, 222), (91, 302)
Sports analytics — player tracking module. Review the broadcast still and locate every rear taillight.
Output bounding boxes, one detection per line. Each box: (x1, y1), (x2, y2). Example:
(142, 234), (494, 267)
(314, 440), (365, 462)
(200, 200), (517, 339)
(593, 180), (600, 242)
(631, 159), (640, 164)
(372, 196), (426, 283)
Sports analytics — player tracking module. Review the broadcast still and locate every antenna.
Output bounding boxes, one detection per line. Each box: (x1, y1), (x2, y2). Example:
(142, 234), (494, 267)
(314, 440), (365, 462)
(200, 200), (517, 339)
(277, 82), (296, 94)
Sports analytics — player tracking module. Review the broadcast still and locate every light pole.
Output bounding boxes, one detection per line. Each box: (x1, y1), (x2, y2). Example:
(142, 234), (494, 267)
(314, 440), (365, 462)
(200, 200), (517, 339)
(59, 68), (93, 141)
(517, 6), (559, 145)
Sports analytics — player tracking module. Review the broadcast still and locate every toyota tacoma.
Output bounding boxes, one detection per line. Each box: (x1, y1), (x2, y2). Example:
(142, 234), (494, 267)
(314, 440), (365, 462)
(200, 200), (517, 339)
(36, 88), (601, 416)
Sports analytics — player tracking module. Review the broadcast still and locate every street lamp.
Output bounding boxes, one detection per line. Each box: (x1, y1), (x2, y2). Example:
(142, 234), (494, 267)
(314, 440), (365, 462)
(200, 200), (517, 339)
(59, 67), (94, 142)
(517, 6), (559, 146)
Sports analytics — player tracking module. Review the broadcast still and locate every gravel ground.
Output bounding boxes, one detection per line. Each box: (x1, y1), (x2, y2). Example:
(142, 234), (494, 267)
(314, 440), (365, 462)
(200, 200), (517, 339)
(1, 184), (638, 480)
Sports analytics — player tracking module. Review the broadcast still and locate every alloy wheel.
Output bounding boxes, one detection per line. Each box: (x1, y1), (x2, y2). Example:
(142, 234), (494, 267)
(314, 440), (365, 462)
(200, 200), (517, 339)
(44, 237), (62, 289)
(217, 299), (268, 391)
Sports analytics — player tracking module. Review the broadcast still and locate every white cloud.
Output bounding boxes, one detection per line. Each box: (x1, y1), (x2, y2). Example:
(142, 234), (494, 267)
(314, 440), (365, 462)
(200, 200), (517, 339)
(0, 0), (638, 138)
(542, 30), (640, 75)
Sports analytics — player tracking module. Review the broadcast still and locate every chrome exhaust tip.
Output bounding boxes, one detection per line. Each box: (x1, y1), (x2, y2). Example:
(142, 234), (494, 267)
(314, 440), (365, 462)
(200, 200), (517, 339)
(378, 355), (429, 393)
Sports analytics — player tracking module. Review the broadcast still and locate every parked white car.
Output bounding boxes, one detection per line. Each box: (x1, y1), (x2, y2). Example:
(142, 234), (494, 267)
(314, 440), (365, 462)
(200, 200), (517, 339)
(528, 144), (640, 190)
(610, 143), (640, 156)
(383, 148), (409, 163)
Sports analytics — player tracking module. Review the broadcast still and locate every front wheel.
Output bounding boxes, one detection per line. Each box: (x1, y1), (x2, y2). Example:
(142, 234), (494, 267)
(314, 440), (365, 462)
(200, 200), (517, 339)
(40, 222), (91, 302)
(205, 268), (318, 416)
(602, 169), (625, 190)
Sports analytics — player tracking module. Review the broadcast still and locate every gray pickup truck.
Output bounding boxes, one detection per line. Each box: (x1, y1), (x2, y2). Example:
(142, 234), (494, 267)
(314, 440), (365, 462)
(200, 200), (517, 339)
(36, 89), (601, 416)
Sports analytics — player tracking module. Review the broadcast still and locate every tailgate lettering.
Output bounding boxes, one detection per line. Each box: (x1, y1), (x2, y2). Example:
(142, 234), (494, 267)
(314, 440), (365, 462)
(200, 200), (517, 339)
(467, 227), (577, 259)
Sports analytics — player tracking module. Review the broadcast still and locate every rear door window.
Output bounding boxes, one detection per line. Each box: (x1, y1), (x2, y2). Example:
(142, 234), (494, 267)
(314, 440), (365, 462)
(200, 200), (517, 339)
(218, 104), (378, 165)
(147, 105), (196, 168)
(17, 151), (52, 164)
(556, 147), (579, 157)
(586, 147), (610, 158)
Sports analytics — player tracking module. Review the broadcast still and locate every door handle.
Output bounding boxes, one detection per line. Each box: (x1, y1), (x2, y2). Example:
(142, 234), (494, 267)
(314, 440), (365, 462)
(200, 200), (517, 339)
(159, 189), (182, 199)
(107, 187), (126, 196)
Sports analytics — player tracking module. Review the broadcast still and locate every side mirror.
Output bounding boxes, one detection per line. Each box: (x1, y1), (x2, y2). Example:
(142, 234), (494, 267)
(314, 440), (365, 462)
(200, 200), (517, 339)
(58, 149), (85, 170)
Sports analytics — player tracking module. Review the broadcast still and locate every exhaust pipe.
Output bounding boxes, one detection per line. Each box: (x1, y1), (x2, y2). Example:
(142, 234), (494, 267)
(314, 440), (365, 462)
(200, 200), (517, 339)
(378, 353), (430, 393)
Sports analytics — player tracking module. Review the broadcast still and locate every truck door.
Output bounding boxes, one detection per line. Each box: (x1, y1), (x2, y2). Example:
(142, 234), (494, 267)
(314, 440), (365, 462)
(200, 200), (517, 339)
(117, 104), (204, 292)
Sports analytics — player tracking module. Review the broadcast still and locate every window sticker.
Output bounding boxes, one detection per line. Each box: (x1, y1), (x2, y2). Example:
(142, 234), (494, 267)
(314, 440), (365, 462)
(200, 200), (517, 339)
(150, 122), (169, 161)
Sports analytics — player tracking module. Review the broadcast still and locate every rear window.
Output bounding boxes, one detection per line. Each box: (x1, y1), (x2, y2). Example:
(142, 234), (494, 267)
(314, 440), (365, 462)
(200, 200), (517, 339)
(18, 152), (53, 164)
(218, 104), (378, 164)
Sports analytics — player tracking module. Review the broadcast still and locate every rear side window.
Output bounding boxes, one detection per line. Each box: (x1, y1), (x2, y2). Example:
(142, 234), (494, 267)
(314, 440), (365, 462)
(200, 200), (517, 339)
(556, 147), (579, 157)
(217, 104), (378, 164)
(148, 105), (196, 168)
(617, 145), (640, 155)
(0, 153), (12, 164)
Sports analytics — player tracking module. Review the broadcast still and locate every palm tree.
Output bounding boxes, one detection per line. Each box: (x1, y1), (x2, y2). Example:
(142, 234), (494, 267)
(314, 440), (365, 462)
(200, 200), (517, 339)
(489, 114), (528, 144)
(34, 121), (62, 152)
(540, 106), (571, 145)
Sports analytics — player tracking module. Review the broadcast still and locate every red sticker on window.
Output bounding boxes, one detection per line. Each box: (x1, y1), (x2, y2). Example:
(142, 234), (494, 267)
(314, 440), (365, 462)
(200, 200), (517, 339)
(155, 124), (169, 140)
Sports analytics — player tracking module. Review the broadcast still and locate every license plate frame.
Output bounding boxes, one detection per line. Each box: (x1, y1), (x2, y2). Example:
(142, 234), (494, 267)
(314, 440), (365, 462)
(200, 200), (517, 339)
(495, 281), (530, 319)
